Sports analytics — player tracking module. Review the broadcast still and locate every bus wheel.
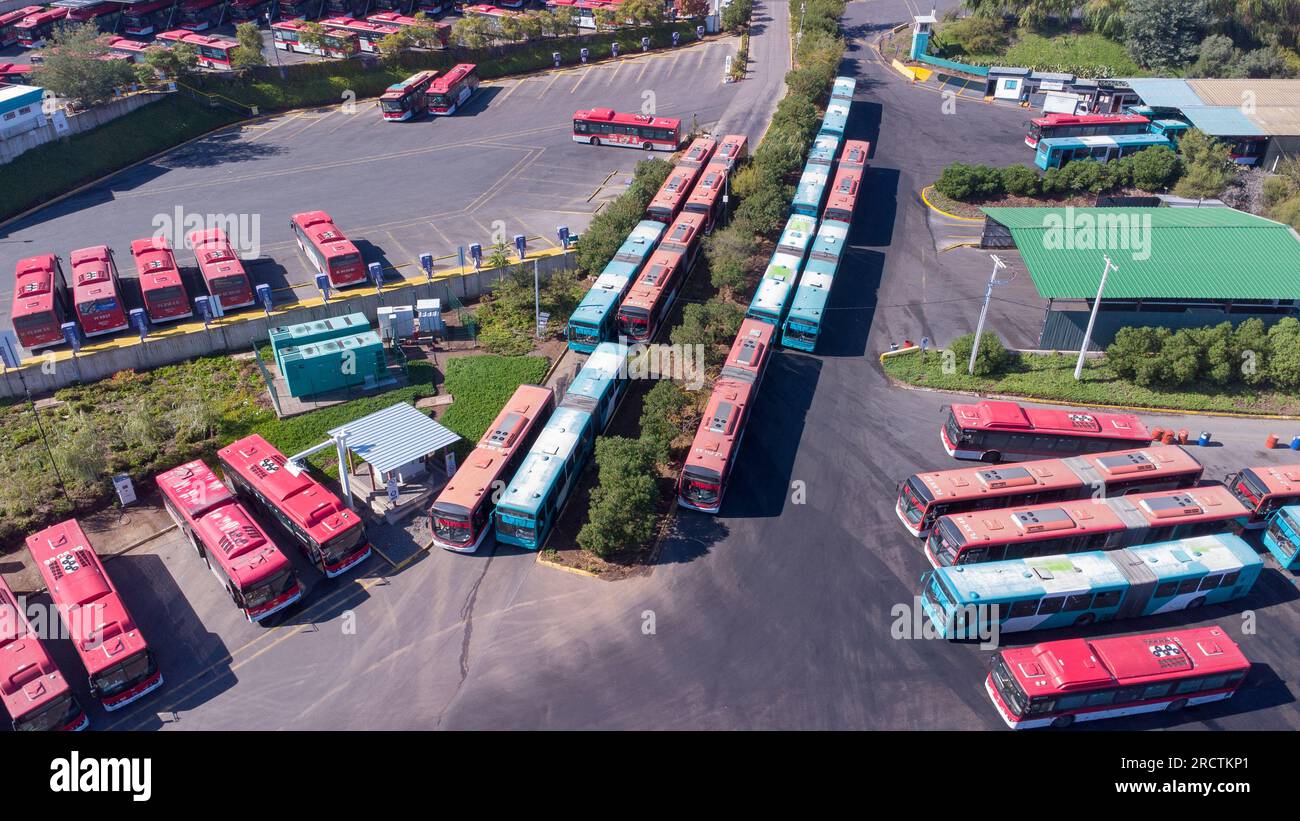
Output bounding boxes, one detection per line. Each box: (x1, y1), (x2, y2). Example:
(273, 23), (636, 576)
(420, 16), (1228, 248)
(642, 142), (653, 150)
(1073, 613), (1095, 627)
(1187, 597), (1206, 610)
(589, 137), (600, 146)
(1050, 714), (1074, 728)
(1166, 698), (1188, 712)
(981, 451), (1001, 464)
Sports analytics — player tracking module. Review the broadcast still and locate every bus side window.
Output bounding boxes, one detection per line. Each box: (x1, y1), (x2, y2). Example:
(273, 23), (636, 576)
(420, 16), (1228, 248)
(1063, 593), (1092, 612)
(1154, 581), (1178, 598)
(1113, 686), (1145, 704)
(1174, 677), (1203, 695)
(1093, 589), (1121, 608)
(1219, 571), (1240, 588)
(1085, 690), (1116, 706)
(1037, 596), (1065, 615)
(1176, 578), (1199, 595)
(1007, 599), (1037, 619)
(1056, 693), (1088, 711)
(1027, 698), (1056, 715)
(1197, 574), (1222, 591)
(1141, 683), (1173, 699)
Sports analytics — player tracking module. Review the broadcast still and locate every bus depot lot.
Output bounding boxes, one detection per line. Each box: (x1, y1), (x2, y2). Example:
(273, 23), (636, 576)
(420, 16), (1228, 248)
(0, 36), (748, 331)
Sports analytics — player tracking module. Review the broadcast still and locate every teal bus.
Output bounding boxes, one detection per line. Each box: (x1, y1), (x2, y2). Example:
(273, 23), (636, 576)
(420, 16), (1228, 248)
(746, 213), (817, 325)
(781, 220), (847, 351)
(791, 160), (832, 217)
(920, 534), (1264, 640)
(1034, 132), (1174, 170)
(807, 133), (841, 167)
(1263, 505), (1300, 569)
(566, 220), (664, 352)
(831, 75), (856, 102)
(494, 342), (629, 549)
(819, 99), (850, 139)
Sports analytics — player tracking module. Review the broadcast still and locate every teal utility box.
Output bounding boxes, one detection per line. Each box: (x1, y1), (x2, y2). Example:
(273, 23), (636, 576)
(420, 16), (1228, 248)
(281, 330), (388, 398)
(270, 311), (370, 375)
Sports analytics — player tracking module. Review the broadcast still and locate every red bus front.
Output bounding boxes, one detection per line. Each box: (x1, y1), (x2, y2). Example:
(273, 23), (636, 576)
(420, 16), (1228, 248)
(70, 246), (129, 337)
(178, 0), (224, 31)
(11, 254), (69, 351)
(189, 229), (255, 309)
(0, 7), (43, 47)
(1227, 465), (1300, 528)
(15, 9), (68, 48)
(228, 0), (271, 21)
(427, 63), (479, 115)
(131, 238), (192, 322)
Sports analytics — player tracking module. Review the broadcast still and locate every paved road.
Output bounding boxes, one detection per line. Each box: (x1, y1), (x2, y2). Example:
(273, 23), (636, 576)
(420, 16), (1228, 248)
(18, 0), (1300, 731)
(1, 29), (762, 339)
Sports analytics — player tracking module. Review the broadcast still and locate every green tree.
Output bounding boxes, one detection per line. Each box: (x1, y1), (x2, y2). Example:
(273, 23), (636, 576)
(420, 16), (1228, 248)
(409, 14), (448, 49)
(1082, 0), (1127, 38)
(230, 21), (267, 68)
(704, 225), (759, 296)
(949, 331), (1012, 377)
(679, 0), (711, 17)
(1190, 33), (1236, 76)
(1122, 0), (1209, 71)
(1155, 328), (1204, 386)
(1000, 164), (1040, 196)
(640, 380), (691, 463)
(733, 177), (792, 235)
(1127, 145), (1181, 191)
(933, 16), (1009, 57)
(452, 16), (492, 49)
(31, 23), (136, 108)
(1234, 317), (1270, 386)
(1266, 317), (1300, 390)
(577, 437), (658, 556)
(593, 6), (619, 30)
(298, 21), (329, 52)
(143, 41), (198, 80)
(1106, 325), (1168, 381)
(671, 298), (745, 368)
(1174, 128), (1233, 203)
(722, 0), (753, 31)
(377, 29), (412, 61)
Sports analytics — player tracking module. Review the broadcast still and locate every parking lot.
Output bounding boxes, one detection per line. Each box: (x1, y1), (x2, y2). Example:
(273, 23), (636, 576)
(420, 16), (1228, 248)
(1, 34), (755, 337)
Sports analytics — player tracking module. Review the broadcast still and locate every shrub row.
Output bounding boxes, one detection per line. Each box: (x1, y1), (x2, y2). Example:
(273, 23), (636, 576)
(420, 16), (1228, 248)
(1106, 318), (1300, 391)
(934, 147), (1183, 202)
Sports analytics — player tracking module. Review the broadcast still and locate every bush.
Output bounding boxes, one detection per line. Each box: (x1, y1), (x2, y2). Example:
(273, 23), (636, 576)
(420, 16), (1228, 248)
(933, 16), (1010, 57)
(640, 380), (691, 463)
(671, 298), (745, 368)
(948, 332), (1012, 377)
(1262, 176), (1295, 209)
(1000, 164), (1040, 197)
(705, 225), (760, 296)
(1106, 326), (1169, 382)
(935, 162), (1004, 201)
(1266, 317), (1300, 390)
(734, 177), (793, 235)
(576, 437), (658, 557)
(1127, 145), (1181, 191)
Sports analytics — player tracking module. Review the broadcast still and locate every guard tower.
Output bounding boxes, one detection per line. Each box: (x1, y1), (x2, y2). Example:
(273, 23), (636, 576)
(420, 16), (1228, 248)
(910, 11), (937, 60)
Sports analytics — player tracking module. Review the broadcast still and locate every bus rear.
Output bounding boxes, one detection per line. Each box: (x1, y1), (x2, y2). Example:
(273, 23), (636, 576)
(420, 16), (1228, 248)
(69, 245), (128, 337)
(26, 520), (164, 712)
(11, 254), (70, 350)
(0, 574), (89, 731)
(130, 237), (192, 323)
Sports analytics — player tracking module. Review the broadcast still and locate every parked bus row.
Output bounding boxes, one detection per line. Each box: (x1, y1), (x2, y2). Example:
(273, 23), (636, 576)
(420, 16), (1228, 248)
(8, 210), (362, 352)
(378, 63), (479, 120)
(677, 77), (862, 514)
(1025, 111), (1191, 170)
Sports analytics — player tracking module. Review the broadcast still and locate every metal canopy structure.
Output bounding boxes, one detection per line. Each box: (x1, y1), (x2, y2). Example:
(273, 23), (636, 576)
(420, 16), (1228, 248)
(328, 402), (460, 477)
(1122, 77), (1300, 137)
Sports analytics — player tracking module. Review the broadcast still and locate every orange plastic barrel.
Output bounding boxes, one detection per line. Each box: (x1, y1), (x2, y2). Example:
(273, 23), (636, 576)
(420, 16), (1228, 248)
(1266, 434), (1280, 449)
(1150, 427), (1164, 441)
(1162, 431), (1175, 444)
(1177, 429), (1189, 444)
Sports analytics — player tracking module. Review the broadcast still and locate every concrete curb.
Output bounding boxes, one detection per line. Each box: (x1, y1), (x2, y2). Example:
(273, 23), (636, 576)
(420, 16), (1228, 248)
(920, 185), (984, 222)
(536, 553), (602, 578)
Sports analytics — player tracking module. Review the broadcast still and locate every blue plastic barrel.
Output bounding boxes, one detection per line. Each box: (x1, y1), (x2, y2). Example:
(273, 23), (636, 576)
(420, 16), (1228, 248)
(1291, 436), (1300, 451)
(1198, 431), (1211, 446)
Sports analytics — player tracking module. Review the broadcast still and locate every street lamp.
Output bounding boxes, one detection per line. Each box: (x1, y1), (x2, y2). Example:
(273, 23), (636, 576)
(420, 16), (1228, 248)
(1073, 255), (1117, 380)
(968, 254), (1013, 375)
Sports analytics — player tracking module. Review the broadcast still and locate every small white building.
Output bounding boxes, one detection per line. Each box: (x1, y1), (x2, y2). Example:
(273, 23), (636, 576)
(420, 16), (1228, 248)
(0, 84), (48, 138)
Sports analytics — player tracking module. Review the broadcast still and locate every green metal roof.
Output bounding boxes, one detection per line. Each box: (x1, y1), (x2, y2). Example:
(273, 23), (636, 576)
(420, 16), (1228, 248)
(981, 207), (1300, 300)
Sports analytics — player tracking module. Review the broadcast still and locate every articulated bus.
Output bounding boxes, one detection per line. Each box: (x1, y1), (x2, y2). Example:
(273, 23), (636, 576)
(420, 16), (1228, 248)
(11, 254), (70, 351)
(839, 139), (870, 170)
(780, 219), (847, 352)
(807, 132), (840, 167)
(1263, 505), (1300, 569)
(290, 210), (366, 288)
(791, 160), (831, 218)
(897, 445), (1204, 539)
(987, 625), (1249, 729)
(822, 165), (861, 224)
(921, 534), (1262, 641)
(380, 69), (437, 120)
(26, 520), (164, 712)
(321, 16), (400, 53)
(573, 108), (681, 151)
(1225, 463), (1300, 528)
(616, 211), (705, 343)
(819, 99), (850, 139)
(130, 237), (192, 323)
(746, 212), (816, 326)
(272, 20), (360, 57)
(677, 319), (776, 513)
(176, 0), (224, 31)
(830, 75), (856, 101)
(1034, 133), (1174, 170)
(227, 0), (271, 22)
(119, 0), (174, 35)
(189, 228), (254, 310)
(156, 30), (240, 69)
(714, 133), (748, 170)
(566, 219), (663, 352)
(69, 246), (128, 338)
(217, 434), (371, 577)
(157, 460), (304, 621)
(941, 400), (1151, 463)
(427, 63), (479, 114)
(431, 384), (555, 552)
(1025, 112), (1150, 149)
(678, 135), (716, 169)
(0, 7), (43, 47)
(646, 164), (704, 224)
(0, 573), (88, 732)
(683, 160), (729, 233)
(924, 485), (1251, 569)
(495, 343), (629, 550)
(14, 7), (68, 48)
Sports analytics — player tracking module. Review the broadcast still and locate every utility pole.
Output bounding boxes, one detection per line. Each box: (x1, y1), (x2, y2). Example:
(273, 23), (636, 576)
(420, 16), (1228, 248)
(796, 2), (806, 50)
(1074, 255), (1117, 380)
(969, 254), (1011, 375)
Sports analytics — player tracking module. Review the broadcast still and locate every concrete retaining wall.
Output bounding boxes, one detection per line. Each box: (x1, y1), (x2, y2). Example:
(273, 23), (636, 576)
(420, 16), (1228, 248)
(0, 93), (165, 165)
(1, 250), (573, 398)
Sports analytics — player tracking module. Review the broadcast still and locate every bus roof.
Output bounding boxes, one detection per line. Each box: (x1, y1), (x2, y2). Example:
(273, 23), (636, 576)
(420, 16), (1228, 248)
(679, 135), (716, 167)
(15, 7), (68, 25)
(193, 502), (288, 588)
(786, 271), (832, 323)
(291, 211), (360, 257)
(808, 220), (849, 261)
(776, 213), (816, 254)
(748, 252), (802, 316)
(382, 69), (438, 99)
(715, 133), (748, 167)
(573, 108), (680, 130)
(611, 219), (665, 265)
(13, 254), (61, 315)
(619, 249), (682, 313)
(156, 459), (235, 519)
(0, 6), (42, 26)
(1039, 133), (1172, 150)
(840, 139), (870, 168)
(1031, 112), (1149, 126)
(831, 75), (856, 99)
(570, 273), (630, 327)
(435, 386), (554, 512)
(25, 519), (149, 674)
(719, 318), (774, 383)
(684, 378), (757, 480)
(808, 133), (841, 165)
(950, 400), (1149, 440)
(430, 63), (477, 93)
(69, 245), (113, 286)
(0, 574), (73, 722)
(498, 405), (590, 516)
(1239, 464), (1300, 496)
(321, 15), (399, 33)
(687, 162), (728, 204)
(649, 166), (701, 213)
(567, 341), (627, 405)
(660, 211), (704, 250)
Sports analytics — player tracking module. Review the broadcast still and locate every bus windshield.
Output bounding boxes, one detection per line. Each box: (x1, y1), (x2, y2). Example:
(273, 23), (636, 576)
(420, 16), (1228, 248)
(990, 657), (1028, 717)
(899, 477), (931, 525)
(240, 568), (297, 609)
(380, 97), (408, 112)
(331, 252), (361, 271)
(12, 313), (53, 333)
(150, 285), (185, 307)
(429, 91), (453, 107)
(320, 526), (364, 566)
(497, 511), (536, 543)
(568, 322), (600, 346)
(1229, 470), (1266, 509)
(78, 297), (118, 316)
(944, 413), (968, 449)
(13, 692), (80, 732)
(92, 650), (155, 696)
(210, 275), (246, 299)
(432, 506), (473, 546)
(1267, 511), (1299, 560)
(928, 519), (962, 566)
(682, 467), (721, 507)
(618, 310), (650, 340)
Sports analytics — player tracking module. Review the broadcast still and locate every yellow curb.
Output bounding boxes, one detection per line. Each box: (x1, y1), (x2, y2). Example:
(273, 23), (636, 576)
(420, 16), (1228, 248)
(536, 553), (602, 578)
(940, 241), (981, 253)
(878, 344), (921, 364)
(920, 185), (984, 222)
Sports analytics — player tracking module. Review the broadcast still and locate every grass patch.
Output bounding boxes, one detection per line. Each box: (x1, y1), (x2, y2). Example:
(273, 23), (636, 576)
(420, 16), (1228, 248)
(883, 350), (1300, 416)
(966, 32), (1141, 78)
(0, 95), (241, 222)
(440, 354), (550, 455)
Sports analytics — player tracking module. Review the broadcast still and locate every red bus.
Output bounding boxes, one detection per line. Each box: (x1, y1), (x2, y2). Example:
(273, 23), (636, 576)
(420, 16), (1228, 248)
(10, 254), (70, 351)
(13, 7), (68, 48)
(105, 36), (151, 62)
(320, 16), (400, 53)
(677, 319), (775, 513)
(616, 211), (704, 343)
(188, 228), (254, 310)
(66, 1), (121, 30)
(380, 69), (438, 121)
(839, 139), (870, 170)
(26, 520), (164, 712)
(69, 246), (129, 338)
(0, 6), (43, 47)
(275, 0), (318, 19)
(431, 384), (555, 552)
(1226, 463), (1300, 529)
(426, 63), (479, 115)
(573, 108), (680, 151)
(646, 164), (703, 224)
(176, 0), (223, 30)
(156, 30), (239, 68)
(0, 574), (89, 732)
(683, 160), (729, 233)
(217, 434), (371, 577)
(368, 10), (451, 43)
(272, 21), (360, 57)
(228, 0), (271, 22)
(925, 485), (1250, 569)
(941, 400), (1151, 463)
(156, 460), (305, 622)
(120, 0), (176, 35)
(988, 625), (1249, 729)
(1025, 112), (1150, 149)
(822, 164), (861, 224)
(0, 61), (34, 81)
(713, 133), (748, 170)
(130, 237), (192, 323)
(678, 135), (716, 169)
(289, 210), (366, 288)
(896, 444), (1204, 538)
